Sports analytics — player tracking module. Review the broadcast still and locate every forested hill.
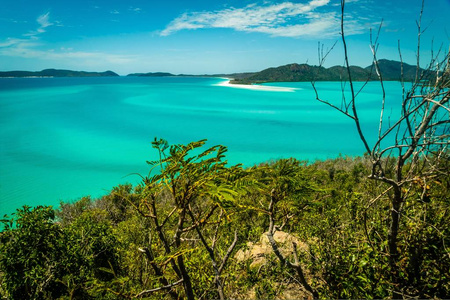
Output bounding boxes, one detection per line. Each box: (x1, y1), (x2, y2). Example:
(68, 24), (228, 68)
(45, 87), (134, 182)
(0, 69), (119, 77)
(126, 72), (175, 77)
(126, 71), (256, 79)
(230, 59), (426, 84)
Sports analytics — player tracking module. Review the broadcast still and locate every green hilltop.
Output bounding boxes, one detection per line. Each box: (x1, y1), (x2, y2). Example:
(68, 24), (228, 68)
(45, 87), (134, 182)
(230, 59), (427, 84)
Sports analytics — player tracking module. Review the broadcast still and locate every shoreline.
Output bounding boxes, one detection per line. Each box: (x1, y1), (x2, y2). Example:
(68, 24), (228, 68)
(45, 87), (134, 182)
(215, 79), (298, 92)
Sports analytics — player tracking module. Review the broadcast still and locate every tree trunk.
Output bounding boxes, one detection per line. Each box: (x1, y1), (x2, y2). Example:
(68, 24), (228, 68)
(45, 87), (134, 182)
(139, 247), (180, 300)
(175, 208), (195, 300)
(388, 186), (402, 298)
(177, 255), (195, 300)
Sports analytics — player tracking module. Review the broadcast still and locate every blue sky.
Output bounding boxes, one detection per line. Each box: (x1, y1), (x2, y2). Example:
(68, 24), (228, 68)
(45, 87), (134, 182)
(0, 0), (449, 75)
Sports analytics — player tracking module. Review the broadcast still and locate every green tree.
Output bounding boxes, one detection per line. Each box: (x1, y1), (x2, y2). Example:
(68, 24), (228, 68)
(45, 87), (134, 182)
(125, 138), (244, 299)
(0, 206), (66, 299)
(254, 159), (320, 298)
(1, 205), (122, 299)
(61, 209), (121, 298)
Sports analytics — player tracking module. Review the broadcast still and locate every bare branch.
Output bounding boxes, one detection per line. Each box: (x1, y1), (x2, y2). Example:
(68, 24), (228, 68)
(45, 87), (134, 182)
(415, 0), (425, 83)
(135, 279), (184, 298)
(218, 229), (238, 275)
(370, 20), (387, 151)
(211, 210), (223, 251)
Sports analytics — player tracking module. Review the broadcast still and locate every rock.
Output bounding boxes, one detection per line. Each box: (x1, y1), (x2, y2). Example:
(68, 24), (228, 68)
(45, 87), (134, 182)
(232, 231), (314, 299)
(235, 231), (309, 269)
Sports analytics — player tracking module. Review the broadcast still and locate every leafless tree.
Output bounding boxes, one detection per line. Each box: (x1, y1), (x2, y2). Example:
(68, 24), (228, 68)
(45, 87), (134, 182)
(312, 0), (449, 297)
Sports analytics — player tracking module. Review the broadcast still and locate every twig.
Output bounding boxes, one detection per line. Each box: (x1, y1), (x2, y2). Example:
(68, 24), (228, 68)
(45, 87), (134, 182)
(135, 279), (184, 298)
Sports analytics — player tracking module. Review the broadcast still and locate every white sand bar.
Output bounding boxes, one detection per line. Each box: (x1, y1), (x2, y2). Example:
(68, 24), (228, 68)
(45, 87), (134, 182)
(215, 79), (298, 92)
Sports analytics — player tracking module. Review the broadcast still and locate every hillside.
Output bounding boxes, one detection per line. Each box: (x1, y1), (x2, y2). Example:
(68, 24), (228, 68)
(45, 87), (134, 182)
(0, 69), (119, 78)
(230, 59), (426, 84)
(1, 141), (448, 299)
(369, 59), (422, 81)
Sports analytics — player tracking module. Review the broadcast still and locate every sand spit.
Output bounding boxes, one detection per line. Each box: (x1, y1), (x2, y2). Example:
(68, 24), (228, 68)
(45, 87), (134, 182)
(215, 79), (298, 92)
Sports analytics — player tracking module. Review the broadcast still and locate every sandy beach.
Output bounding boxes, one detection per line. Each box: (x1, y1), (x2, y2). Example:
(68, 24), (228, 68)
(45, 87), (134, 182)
(215, 79), (298, 92)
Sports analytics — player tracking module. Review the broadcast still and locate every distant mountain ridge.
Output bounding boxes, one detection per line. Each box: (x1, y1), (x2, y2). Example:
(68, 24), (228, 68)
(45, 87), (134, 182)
(0, 69), (119, 78)
(0, 59), (428, 81)
(230, 59), (428, 84)
(123, 59), (427, 83)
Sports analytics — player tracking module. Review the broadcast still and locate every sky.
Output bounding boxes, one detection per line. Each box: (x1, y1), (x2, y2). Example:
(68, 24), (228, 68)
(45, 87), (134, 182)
(0, 0), (449, 75)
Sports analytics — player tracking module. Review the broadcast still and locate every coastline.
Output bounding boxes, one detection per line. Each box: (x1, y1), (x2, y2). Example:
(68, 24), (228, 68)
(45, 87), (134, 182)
(215, 79), (297, 92)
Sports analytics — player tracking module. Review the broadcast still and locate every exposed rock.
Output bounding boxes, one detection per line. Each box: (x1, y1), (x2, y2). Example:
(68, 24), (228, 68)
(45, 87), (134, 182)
(235, 230), (309, 269)
(233, 231), (312, 299)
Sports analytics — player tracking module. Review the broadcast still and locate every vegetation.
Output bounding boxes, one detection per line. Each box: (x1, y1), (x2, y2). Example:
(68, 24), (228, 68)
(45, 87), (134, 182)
(1, 141), (448, 299)
(1, 1), (448, 299)
(126, 72), (175, 77)
(311, 0), (449, 296)
(229, 59), (428, 85)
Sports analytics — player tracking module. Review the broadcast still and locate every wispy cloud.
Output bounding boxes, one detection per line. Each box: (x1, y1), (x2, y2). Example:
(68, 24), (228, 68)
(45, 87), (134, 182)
(0, 43), (136, 63)
(2, 12), (53, 51)
(0, 12), (136, 69)
(161, 0), (363, 38)
(0, 40), (138, 70)
(23, 12), (54, 37)
(129, 7), (142, 13)
(37, 12), (53, 31)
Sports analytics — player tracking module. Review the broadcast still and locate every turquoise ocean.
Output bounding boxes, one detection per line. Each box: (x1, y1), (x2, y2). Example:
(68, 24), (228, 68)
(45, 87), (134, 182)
(0, 77), (403, 216)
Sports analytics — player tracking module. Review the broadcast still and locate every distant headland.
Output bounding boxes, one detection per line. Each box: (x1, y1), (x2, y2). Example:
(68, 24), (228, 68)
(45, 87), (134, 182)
(0, 69), (119, 78)
(126, 72), (175, 77)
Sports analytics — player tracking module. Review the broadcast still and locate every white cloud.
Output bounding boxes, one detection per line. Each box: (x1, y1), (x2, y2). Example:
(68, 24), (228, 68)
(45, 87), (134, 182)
(160, 0), (363, 38)
(1, 13), (52, 53)
(0, 12), (136, 70)
(0, 42), (137, 69)
(37, 12), (53, 30)
(23, 12), (54, 37)
(0, 12), (53, 53)
(129, 7), (142, 13)
(0, 38), (27, 48)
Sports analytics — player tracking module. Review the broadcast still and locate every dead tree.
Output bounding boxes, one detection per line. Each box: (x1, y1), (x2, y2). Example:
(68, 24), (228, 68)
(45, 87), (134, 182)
(312, 0), (449, 297)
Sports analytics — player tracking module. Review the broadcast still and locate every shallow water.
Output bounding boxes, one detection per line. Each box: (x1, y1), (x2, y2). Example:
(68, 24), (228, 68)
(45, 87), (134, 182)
(0, 77), (403, 216)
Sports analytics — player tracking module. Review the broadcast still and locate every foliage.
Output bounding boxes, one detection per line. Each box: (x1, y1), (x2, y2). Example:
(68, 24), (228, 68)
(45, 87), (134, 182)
(309, 0), (450, 297)
(1, 140), (448, 299)
(2, 2), (449, 298)
(0, 205), (121, 299)
(0, 206), (67, 299)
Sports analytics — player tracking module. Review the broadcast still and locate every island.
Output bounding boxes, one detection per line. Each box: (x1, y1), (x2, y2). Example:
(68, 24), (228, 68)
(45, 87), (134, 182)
(229, 59), (428, 84)
(0, 69), (119, 78)
(126, 72), (175, 77)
